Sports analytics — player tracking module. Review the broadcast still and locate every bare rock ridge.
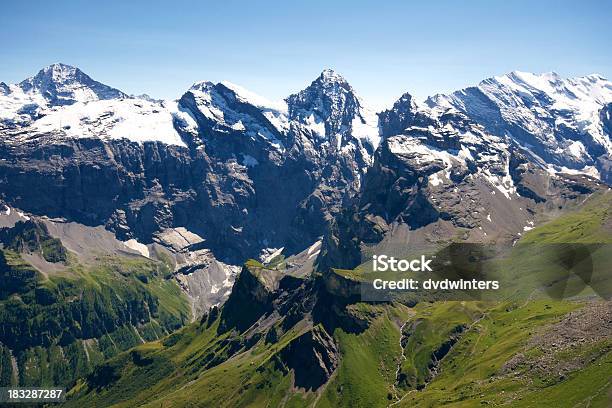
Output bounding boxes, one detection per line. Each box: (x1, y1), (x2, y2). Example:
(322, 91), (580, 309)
(212, 260), (361, 391)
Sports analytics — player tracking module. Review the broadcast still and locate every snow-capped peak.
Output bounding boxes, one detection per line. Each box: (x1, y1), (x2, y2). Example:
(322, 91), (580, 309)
(0, 63), (187, 147)
(187, 80), (287, 112)
(33, 63), (80, 83)
(18, 62), (127, 106)
(318, 68), (349, 85)
(425, 71), (612, 181)
(285, 69), (380, 150)
(179, 80), (290, 151)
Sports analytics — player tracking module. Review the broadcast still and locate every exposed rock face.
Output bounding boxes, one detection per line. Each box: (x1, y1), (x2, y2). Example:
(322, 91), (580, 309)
(154, 227), (238, 316)
(1, 64), (611, 316)
(0, 82), (10, 96)
(0, 133), (320, 264)
(378, 92), (434, 137)
(220, 263), (282, 332)
(278, 325), (339, 391)
(318, 90), (609, 271)
(202, 254), (356, 392)
(0, 66), (381, 267)
(286, 69), (379, 163)
(0, 137), (198, 243)
(174, 252), (237, 317)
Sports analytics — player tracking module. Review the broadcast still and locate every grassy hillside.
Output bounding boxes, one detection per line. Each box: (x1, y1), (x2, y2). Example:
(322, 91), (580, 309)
(65, 301), (412, 408)
(64, 296), (610, 408)
(521, 192), (611, 244)
(61, 191), (611, 407)
(395, 300), (610, 407)
(0, 248), (190, 389)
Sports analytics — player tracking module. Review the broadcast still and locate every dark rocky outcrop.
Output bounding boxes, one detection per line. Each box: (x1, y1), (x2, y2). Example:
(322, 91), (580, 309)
(219, 263), (282, 332)
(0, 219), (67, 263)
(317, 90), (609, 272)
(277, 325), (339, 391)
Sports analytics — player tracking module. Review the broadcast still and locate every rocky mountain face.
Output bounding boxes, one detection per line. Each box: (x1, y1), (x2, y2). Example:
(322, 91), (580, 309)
(0, 65), (384, 319)
(426, 71), (612, 183)
(172, 73), (380, 260)
(1, 64), (611, 308)
(318, 85), (610, 270)
(1, 64), (611, 403)
(0, 66), (379, 265)
(286, 68), (380, 164)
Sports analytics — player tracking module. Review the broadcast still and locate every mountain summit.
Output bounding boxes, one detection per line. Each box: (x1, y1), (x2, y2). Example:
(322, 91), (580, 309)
(18, 62), (127, 105)
(286, 69), (379, 149)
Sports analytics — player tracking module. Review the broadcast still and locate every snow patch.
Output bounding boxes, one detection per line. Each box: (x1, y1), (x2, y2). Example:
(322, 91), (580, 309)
(351, 107), (381, 150)
(31, 99), (187, 147)
(16, 211), (30, 220)
(261, 247), (284, 264)
(305, 113), (326, 138)
(231, 120), (246, 131)
(307, 241), (322, 256)
(567, 140), (587, 158)
(220, 81), (287, 111)
(123, 239), (150, 258)
(428, 171), (444, 187)
(547, 164), (601, 179)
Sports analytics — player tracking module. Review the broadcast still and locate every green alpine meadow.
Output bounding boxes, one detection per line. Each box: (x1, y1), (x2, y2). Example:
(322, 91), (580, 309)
(58, 192), (611, 407)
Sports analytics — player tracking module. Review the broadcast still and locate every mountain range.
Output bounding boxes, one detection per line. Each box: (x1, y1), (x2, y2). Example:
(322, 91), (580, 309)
(0, 63), (610, 406)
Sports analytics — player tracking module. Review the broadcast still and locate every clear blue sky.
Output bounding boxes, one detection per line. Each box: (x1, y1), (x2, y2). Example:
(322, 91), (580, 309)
(1, 0), (610, 109)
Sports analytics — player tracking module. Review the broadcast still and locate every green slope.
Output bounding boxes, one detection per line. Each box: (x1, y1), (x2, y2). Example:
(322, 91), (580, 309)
(62, 191), (611, 407)
(0, 247), (190, 389)
(65, 296), (610, 408)
(395, 300), (611, 407)
(520, 192), (611, 244)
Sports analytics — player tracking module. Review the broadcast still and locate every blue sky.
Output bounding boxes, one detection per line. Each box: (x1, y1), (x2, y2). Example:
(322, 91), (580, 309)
(1, 0), (610, 109)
